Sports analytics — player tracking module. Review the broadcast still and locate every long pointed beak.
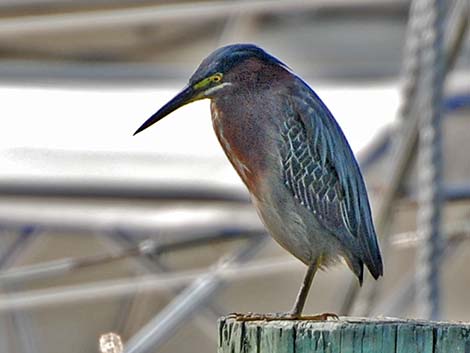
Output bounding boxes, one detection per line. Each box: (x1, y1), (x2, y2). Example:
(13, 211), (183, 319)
(133, 85), (198, 136)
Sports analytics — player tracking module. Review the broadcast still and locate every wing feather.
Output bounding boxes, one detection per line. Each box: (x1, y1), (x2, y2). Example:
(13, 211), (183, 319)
(279, 81), (383, 278)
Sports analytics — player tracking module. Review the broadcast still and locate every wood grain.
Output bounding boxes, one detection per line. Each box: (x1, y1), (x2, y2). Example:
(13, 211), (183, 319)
(218, 316), (470, 353)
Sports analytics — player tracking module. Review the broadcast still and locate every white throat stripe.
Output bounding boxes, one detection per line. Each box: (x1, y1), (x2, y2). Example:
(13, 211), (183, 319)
(204, 82), (233, 96)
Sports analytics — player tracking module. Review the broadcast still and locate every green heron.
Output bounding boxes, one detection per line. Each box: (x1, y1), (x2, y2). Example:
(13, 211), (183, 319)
(134, 44), (383, 320)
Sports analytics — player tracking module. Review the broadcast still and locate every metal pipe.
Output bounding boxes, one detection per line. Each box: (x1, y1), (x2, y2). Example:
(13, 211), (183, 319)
(0, 231), (264, 284)
(0, 254), (301, 312)
(372, 231), (465, 317)
(103, 231), (223, 342)
(0, 204), (263, 236)
(415, 0), (445, 321)
(0, 228), (40, 353)
(0, 0), (406, 38)
(122, 237), (267, 353)
(0, 181), (249, 203)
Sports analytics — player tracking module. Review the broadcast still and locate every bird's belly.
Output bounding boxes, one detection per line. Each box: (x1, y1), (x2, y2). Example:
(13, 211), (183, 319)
(251, 181), (342, 266)
(254, 198), (312, 264)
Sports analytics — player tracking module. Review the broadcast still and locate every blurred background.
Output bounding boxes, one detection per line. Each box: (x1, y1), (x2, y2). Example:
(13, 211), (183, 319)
(0, 0), (469, 352)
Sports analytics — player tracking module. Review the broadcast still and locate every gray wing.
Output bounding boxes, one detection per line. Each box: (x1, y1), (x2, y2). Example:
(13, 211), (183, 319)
(280, 81), (382, 279)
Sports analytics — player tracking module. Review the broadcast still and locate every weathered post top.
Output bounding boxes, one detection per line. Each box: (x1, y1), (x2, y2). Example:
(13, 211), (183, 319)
(218, 316), (470, 353)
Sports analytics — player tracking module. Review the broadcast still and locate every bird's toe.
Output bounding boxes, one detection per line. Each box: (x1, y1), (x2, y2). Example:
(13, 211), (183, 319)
(227, 312), (339, 322)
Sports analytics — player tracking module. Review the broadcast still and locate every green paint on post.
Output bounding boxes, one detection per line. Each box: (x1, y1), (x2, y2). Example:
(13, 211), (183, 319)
(218, 317), (470, 353)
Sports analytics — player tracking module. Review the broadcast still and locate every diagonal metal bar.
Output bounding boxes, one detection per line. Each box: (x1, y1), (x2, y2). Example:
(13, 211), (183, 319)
(103, 229), (234, 342)
(122, 236), (268, 353)
(372, 222), (468, 316)
(0, 227), (40, 353)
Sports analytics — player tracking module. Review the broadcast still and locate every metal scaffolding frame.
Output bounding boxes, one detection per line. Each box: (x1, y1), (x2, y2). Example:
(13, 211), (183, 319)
(0, 189), (269, 352)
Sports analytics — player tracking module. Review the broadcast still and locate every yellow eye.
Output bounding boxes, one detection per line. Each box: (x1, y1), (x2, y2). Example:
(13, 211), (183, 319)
(193, 73), (223, 90)
(211, 73), (223, 83)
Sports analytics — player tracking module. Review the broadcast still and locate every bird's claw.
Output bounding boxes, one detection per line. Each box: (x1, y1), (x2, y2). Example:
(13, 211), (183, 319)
(297, 312), (339, 321)
(227, 312), (339, 322)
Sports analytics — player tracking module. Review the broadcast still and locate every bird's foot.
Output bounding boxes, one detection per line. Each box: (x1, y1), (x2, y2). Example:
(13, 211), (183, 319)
(294, 312), (339, 321)
(227, 312), (339, 322)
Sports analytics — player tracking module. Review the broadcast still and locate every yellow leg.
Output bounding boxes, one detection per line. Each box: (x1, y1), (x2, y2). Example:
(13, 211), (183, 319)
(228, 259), (339, 322)
(290, 260), (318, 317)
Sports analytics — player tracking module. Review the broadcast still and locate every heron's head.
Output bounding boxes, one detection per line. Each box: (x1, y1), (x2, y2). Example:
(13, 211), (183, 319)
(133, 44), (288, 135)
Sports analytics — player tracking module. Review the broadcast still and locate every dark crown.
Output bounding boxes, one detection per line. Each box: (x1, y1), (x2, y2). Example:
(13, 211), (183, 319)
(190, 44), (287, 84)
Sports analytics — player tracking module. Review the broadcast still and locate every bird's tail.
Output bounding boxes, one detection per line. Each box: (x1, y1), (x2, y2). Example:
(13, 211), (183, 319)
(346, 230), (383, 285)
(361, 230), (383, 281)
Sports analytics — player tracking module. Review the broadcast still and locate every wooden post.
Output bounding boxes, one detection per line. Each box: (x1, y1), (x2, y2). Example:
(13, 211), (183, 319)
(218, 317), (470, 352)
